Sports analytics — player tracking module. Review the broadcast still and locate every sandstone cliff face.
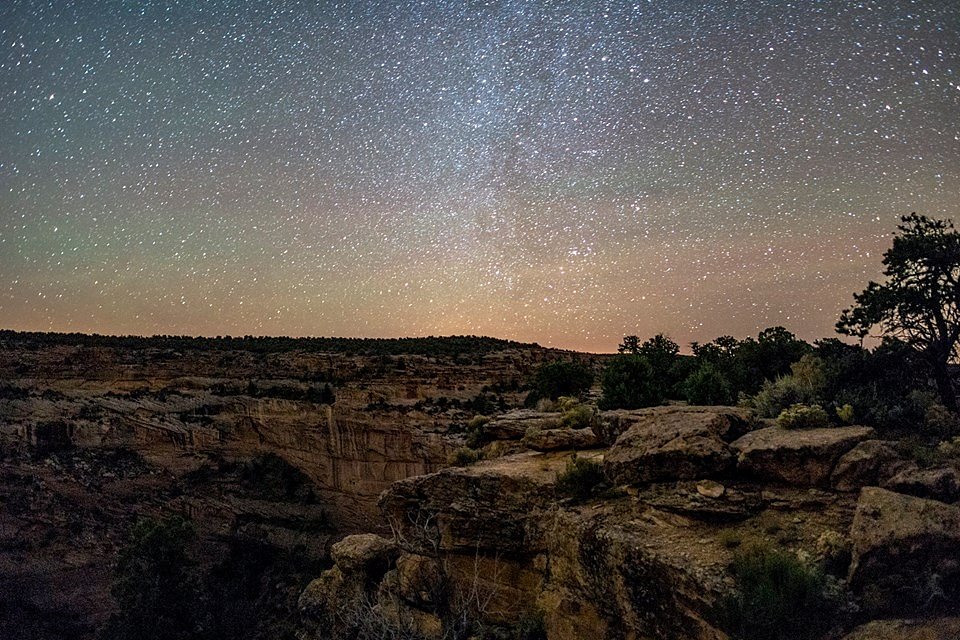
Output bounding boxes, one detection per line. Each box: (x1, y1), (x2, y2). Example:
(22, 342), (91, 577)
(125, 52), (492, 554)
(0, 343), (555, 530)
(303, 406), (919, 640)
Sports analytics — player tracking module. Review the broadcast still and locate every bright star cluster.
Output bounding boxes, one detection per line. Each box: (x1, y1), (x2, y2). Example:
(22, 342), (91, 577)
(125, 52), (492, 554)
(1, 1), (957, 351)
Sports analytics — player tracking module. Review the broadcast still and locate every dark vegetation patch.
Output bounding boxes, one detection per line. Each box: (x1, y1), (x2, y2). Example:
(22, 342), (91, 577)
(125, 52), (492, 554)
(719, 544), (838, 640)
(0, 331), (538, 357)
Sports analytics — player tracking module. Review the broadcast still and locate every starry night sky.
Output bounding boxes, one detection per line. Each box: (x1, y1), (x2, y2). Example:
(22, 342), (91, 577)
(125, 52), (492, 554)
(1, 1), (958, 351)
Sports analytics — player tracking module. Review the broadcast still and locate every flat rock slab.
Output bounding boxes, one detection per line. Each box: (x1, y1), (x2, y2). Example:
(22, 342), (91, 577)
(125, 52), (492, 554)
(841, 618), (960, 640)
(604, 409), (743, 485)
(523, 427), (599, 451)
(731, 425), (875, 487)
(379, 451), (601, 554)
(849, 487), (960, 615)
(483, 410), (560, 440)
(597, 405), (751, 445)
(638, 481), (762, 522)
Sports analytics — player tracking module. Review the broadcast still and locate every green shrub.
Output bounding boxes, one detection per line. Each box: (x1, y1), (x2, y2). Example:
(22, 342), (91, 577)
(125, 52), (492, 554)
(535, 397), (559, 412)
(924, 403), (960, 437)
(448, 446), (483, 466)
(720, 544), (835, 640)
(598, 354), (662, 410)
(468, 415), (490, 430)
(528, 360), (593, 402)
(937, 436), (960, 459)
(749, 376), (808, 418)
(555, 455), (606, 502)
(835, 404), (855, 424)
(101, 516), (204, 640)
(747, 355), (826, 418)
(776, 404), (830, 429)
(465, 415), (491, 449)
(683, 362), (734, 405)
(560, 404), (597, 430)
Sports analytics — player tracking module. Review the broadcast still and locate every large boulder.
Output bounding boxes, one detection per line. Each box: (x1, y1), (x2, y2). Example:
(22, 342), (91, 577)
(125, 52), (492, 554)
(523, 427), (599, 452)
(882, 465), (960, 503)
(540, 506), (731, 640)
(603, 408), (747, 485)
(481, 410), (560, 441)
(849, 487), (960, 615)
(331, 533), (399, 576)
(597, 405), (751, 446)
(831, 439), (909, 492)
(378, 451), (573, 554)
(841, 617), (960, 640)
(731, 425), (875, 487)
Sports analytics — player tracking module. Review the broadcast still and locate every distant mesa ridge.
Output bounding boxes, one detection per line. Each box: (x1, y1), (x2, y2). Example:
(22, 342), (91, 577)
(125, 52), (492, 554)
(0, 329), (541, 356)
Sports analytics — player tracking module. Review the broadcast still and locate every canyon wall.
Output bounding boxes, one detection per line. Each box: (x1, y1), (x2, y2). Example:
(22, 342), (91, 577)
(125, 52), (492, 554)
(0, 335), (573, 638)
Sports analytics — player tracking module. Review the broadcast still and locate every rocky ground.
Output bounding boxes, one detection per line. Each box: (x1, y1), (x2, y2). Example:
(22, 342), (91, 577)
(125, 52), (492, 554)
(300, 406), (960, 640)
(0, 335), (569, 639)
(3, 335), (960, 639)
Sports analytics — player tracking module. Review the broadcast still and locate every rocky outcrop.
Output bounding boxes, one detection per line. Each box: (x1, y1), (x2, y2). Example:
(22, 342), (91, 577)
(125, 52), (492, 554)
(840, 617), (960, 640)
(831, 439), (909, 492)
(523, 427), (599, 451)
(602, 407), (750, 485)
(344, 451), (738, 640)
(0, 337), (569, 640)
(379, 451), (571, 554)
(536, 507), (730, 640)
(848, 487), (960, 615)
(299, 533), (400, 633)
(731, 425), (875, 487)
(596, 405), (751, 446)
(882, 465), (960, 503)
(330, 533), (399, 576)
(482, 410), (562, 441)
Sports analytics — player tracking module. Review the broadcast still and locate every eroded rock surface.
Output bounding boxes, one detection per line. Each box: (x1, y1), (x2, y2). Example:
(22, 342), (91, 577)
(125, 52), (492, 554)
(849, 487), (960, 615)
(523, 427), (599, 451)
(603, 407), (750, 485)
(882, 465), (960, 503)
(0, 336), (560, 639)
(831, 439), (908, 492)
(732, 425), (875, 487)
(841, 617), (960, 640)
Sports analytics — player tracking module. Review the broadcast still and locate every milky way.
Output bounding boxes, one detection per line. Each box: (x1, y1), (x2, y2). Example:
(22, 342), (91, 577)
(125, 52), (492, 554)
(1, 1), (957, 351)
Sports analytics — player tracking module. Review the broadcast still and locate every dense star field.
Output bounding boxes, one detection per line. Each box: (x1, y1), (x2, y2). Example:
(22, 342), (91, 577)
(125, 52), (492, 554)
(0, 0), (957, 351)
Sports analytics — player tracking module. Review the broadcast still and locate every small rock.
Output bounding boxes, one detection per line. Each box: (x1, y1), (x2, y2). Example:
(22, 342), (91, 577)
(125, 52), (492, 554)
(696, 480), (725, 499)
(331, 533), (398, 574)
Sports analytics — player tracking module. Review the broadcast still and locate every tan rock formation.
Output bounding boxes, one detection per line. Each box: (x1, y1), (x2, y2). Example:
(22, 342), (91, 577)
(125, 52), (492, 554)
(603, 406), (750, 485)
(841, 617), (960, 640)
(830, 439), (909, 492)
(522, 427), (599, 451)
(731, 425), (875, 486)
(882, 465), (960, 503)
(849, 487), (960, 615)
